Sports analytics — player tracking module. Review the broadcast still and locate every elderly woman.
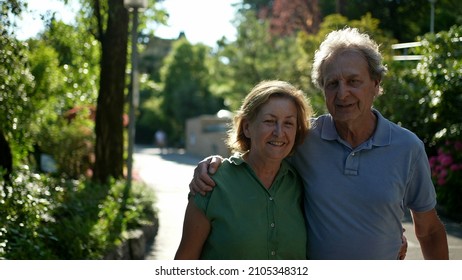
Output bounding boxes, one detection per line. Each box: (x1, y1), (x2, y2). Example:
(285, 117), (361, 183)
(175, 80), (313, 259)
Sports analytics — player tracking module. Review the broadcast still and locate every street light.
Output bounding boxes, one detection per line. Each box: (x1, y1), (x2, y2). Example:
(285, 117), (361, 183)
(125, 0), (147, 189)
(429, 0), (437, 33)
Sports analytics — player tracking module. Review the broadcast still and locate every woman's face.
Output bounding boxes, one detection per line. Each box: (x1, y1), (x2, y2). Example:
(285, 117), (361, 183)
(243, 97), (298, 162)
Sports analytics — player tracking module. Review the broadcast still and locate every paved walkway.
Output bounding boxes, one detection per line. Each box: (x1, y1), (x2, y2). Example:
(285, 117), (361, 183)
(402, 209), (462, 259)
(134, 146), (462, 260)
(134, 146), (198, 260)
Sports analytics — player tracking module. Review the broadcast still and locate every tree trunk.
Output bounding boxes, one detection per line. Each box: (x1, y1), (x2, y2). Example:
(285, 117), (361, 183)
(335, 0), (347, 15)
(0, 131), (13, 182)
(93, 0), (129, 183)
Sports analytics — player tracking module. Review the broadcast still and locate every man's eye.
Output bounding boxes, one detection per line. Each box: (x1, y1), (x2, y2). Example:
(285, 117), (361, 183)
(350, 79), (361, 86)
(325, 81), (338, 89)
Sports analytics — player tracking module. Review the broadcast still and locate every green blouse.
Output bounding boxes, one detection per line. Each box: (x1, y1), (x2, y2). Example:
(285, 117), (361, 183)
(194, 154), (307, 260)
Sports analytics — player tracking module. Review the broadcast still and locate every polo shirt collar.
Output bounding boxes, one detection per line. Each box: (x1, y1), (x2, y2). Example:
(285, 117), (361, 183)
(229, 153), (246, 165)
(228, 153), (292, 176)
(320, 108), (391, 147)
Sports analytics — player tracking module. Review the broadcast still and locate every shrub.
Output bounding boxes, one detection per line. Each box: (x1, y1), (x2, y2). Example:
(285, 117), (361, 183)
(37, 106), (95, 179)
(0, 166), (60, 259)
(429, 139), (462, 218)
(0, 167), (157, 259)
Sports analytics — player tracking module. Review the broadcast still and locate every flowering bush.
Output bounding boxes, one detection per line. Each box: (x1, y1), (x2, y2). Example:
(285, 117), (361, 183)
(429, 140), (462, 217)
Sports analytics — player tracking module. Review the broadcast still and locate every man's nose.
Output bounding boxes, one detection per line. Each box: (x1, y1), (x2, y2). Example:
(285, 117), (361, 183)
(336, 82), (349, 99)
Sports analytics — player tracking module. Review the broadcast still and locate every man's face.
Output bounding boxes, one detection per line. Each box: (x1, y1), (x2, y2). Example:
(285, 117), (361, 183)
(322, 51), (379, 125)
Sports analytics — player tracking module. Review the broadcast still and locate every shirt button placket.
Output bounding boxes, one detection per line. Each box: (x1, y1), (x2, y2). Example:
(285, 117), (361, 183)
(268, 196), (277, 258)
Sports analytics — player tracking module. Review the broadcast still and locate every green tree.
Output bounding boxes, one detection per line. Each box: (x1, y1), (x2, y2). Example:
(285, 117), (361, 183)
(319, 0), (462, 41)
(136, 81), (166, 144)
(212, 9), (306, 110)
(418, 26), (462, 141)
(160, 39), (224, 146)
(22, 18), (100, 177)
(0, 0), (35, 180)
(376, 25), (462, 148)
(36, 20), (101, 108)
(76, 0), (166, 183)
(85, 0), (129, 183)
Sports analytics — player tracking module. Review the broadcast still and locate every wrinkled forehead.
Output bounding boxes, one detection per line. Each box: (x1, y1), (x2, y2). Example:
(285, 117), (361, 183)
(322, 49), (369, 78)
(324, 48), (367, 65)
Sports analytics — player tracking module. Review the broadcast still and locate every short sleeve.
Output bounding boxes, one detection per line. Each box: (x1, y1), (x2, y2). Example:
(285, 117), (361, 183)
(193, 190), (212, 214)
(404, 145), (437, 212)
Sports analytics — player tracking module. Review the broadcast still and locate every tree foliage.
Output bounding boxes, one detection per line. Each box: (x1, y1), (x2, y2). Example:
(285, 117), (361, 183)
(243, 0), (462, 42)
(0, 0), (34, 178)
(160, 39), (224, 145)
(376, 25), (462, 147)
(418, 26), (462, 141)
(23, 19), (100, 178)
(319, 0), (462, 41)
(211, 9), (306, 110)
(77, 0), (165, 183)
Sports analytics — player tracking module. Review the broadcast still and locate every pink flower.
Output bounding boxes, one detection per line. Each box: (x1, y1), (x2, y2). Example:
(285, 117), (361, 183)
(429, 156), (437, 167)
(455, 141), (462, 151)
(439, 168), (448, 178)
(437, 177), (447, 186)
(439, 154), (453, 166)
(450, 164), (459, 171)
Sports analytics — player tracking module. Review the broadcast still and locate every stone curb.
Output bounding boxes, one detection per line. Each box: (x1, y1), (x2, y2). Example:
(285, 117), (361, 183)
(104, 217), (159, 260)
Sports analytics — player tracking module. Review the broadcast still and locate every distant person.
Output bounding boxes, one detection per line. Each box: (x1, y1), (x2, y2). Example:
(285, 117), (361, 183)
(155, 130), (167, 153)
(175, 80), (313, 259)
(189, 27), (448, 259)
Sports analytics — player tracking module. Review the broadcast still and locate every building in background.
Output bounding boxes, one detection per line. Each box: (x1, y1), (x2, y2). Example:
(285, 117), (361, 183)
(185, 110), (232, 158)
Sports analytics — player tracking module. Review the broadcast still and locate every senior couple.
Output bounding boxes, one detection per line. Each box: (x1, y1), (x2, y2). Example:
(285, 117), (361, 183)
(174, 27), (449, 260)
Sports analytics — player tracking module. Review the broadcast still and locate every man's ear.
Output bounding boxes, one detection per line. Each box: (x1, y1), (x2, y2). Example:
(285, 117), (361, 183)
(373, 79), (381, 98)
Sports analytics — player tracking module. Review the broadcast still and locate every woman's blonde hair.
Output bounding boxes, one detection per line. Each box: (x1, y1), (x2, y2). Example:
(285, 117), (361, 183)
(227, 80), (313, 154)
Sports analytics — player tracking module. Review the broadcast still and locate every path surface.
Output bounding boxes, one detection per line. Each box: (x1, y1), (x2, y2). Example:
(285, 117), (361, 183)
(134, 146), (199, 260)
(134, 146), (462, 260)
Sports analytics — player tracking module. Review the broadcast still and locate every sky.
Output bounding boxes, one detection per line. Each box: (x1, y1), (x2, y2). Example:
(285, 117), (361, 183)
(154, 0), (238, 45)
(16, 0), (238, 47)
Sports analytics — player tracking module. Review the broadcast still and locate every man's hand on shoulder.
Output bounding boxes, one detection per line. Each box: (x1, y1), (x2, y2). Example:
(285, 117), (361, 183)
(189, 155), (223, 196)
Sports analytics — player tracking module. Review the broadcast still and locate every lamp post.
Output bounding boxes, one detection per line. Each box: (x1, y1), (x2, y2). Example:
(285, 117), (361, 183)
(124, 0), (147, 189)
(429, 0), (437, 33)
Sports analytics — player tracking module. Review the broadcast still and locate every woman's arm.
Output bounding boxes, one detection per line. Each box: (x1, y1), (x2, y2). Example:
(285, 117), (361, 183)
(174, 198), (211, 259)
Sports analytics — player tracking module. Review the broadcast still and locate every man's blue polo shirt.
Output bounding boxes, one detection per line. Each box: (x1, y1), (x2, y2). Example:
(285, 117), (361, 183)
(291, 109), (437, 259)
